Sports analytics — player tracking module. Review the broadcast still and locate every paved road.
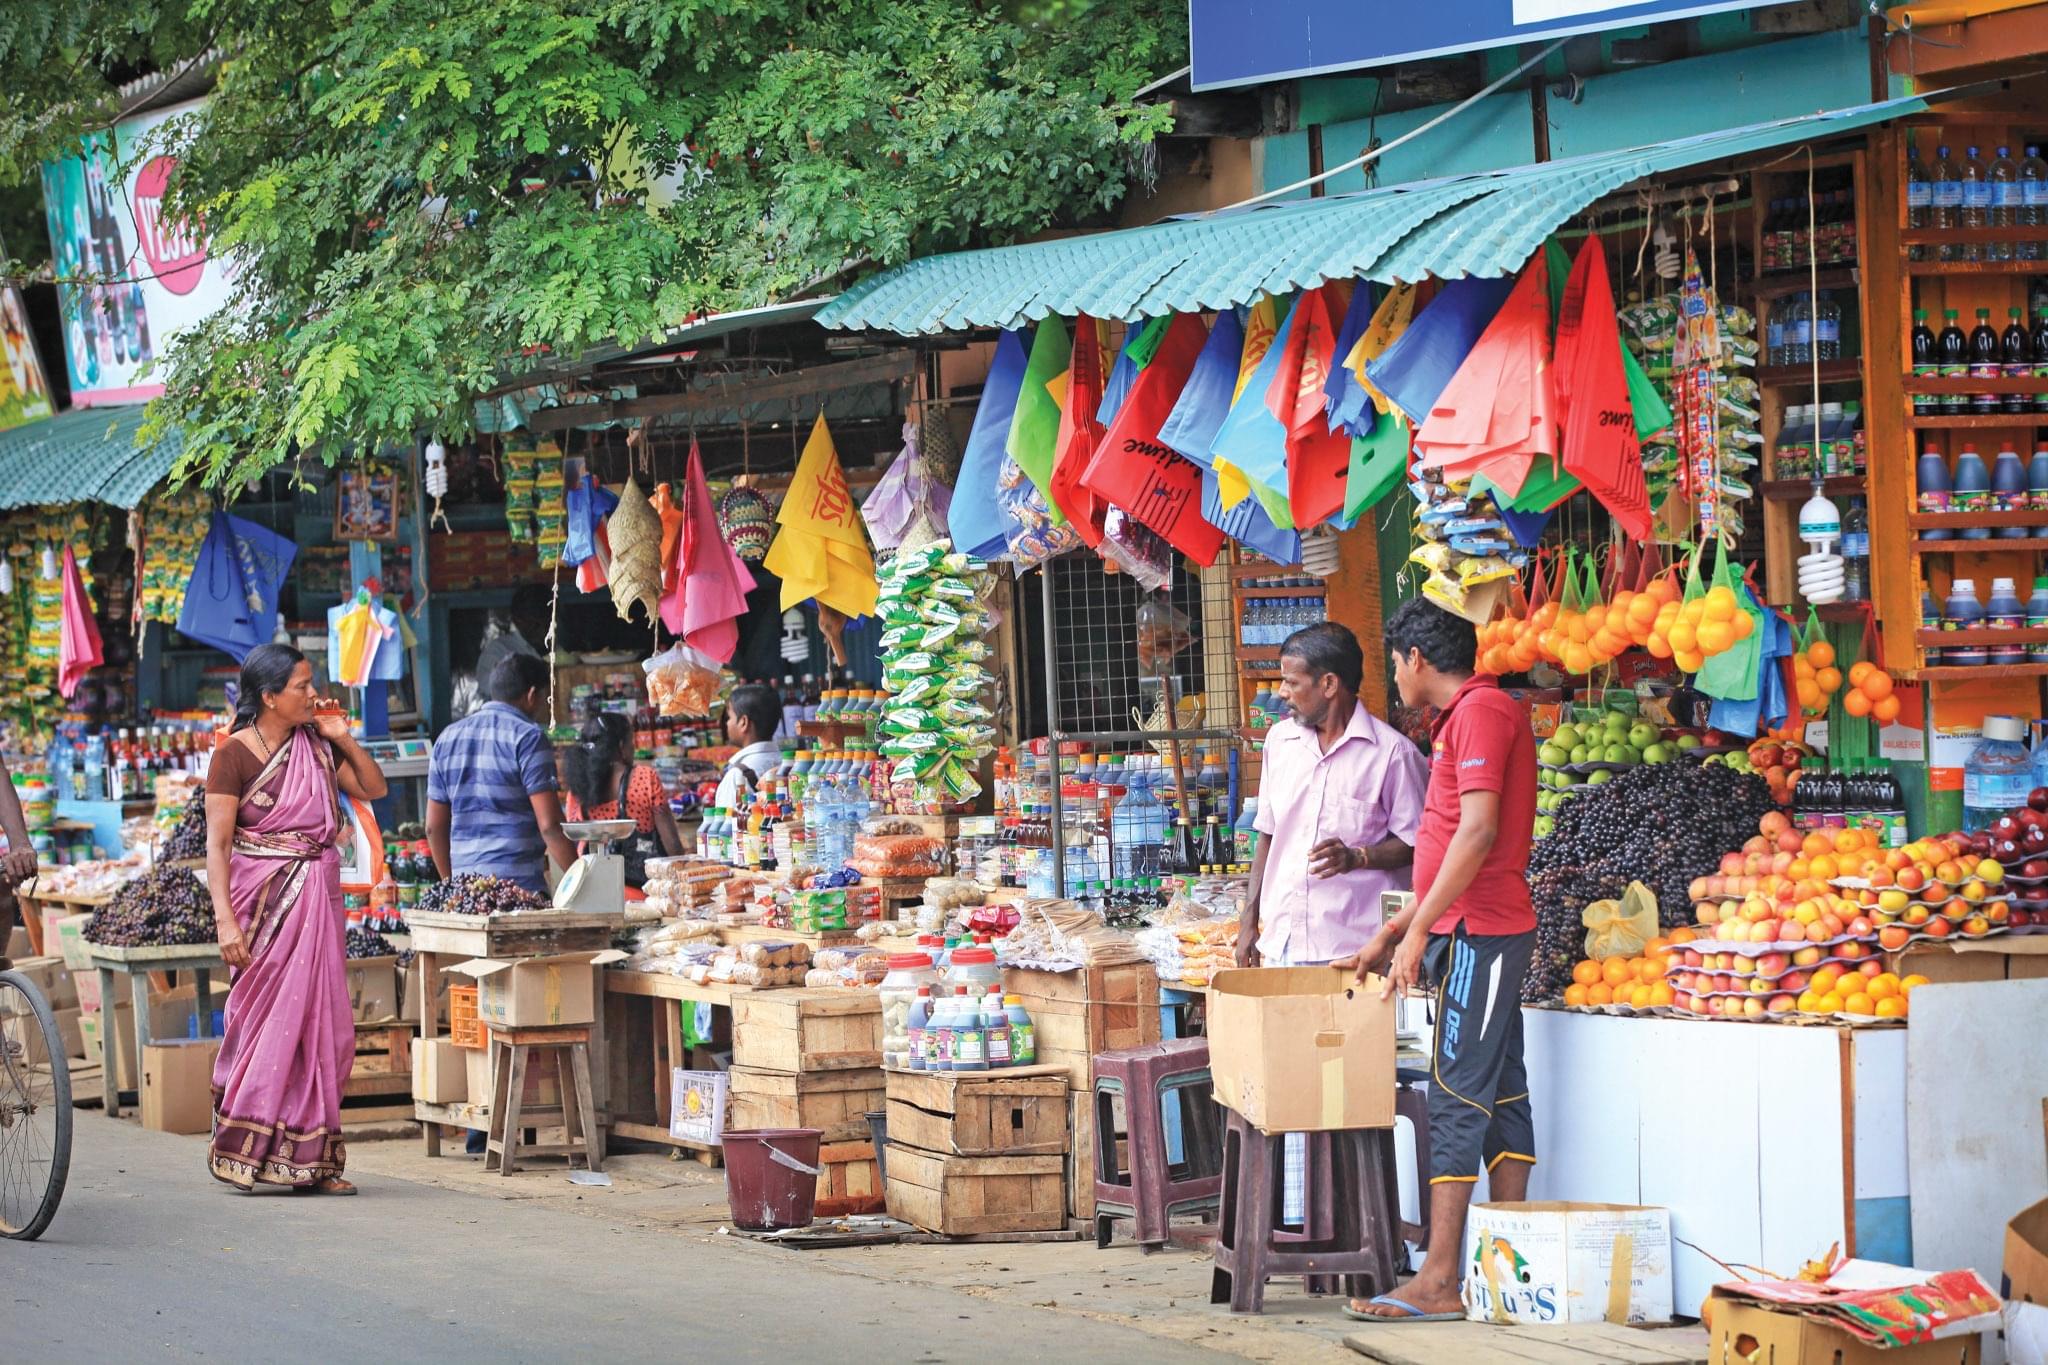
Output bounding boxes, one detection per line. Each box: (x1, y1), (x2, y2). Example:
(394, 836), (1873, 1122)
(6, 1115), (1221, 1363)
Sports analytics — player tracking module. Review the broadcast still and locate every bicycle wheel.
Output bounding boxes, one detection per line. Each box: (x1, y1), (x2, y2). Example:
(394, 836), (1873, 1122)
(0, 970), (72, 1240)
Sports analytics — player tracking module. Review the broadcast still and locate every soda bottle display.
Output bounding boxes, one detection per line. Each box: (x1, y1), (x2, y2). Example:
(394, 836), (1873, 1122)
(2005, 307), (2033, 414)
(1910, 310), (1937, 415)
(1970, 308), (2002, 414)
(1938, 309), (1968, 412)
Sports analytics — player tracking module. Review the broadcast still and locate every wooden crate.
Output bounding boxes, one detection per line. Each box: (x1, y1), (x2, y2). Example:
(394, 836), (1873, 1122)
(1069, 1089), (1096, 1222)
(1000, 963), (1161, 1090)
(883, 1143), (1066, 1236)
(347, 1023), (415, 1100)
(814, 1139), (885, 1217)
(731, 989), (882, 1074)
(884, 1065), (1069, 1157)
(725, 1065), (883, 1142)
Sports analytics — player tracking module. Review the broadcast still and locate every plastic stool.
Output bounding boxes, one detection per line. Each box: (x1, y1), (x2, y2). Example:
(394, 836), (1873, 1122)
(1091, 1038), (1224, 1248)
(485, 1025), (603, 1176)
(1209, 1108), (1402, 1314)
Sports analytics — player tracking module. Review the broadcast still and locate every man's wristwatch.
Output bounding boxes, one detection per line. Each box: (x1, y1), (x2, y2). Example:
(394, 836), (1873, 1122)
(1351, 845), (1372, 872)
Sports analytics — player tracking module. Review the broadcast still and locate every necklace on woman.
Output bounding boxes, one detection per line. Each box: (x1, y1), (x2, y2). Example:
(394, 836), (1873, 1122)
(253, 720), (282, 758)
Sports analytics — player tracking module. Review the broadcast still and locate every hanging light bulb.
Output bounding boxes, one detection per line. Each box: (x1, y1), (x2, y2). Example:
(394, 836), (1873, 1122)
(423, 436), (450, 531)
(423, 437), (448, 497)
(1651, 216), (1682, 282)
(38, 544), (57, 580)
(1299, 523), (1342, 579)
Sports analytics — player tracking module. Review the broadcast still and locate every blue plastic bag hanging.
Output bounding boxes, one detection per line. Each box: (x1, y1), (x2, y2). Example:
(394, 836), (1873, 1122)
(176, 511), (298, 663)
(564, 477), (619, 568)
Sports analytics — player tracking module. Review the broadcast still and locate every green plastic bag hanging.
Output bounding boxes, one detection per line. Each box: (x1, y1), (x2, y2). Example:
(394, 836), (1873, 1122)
(1696, 542), (1763, 700)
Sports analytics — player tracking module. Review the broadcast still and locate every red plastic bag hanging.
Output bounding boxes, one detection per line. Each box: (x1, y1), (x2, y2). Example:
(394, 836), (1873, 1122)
(58, 545), (103, 700)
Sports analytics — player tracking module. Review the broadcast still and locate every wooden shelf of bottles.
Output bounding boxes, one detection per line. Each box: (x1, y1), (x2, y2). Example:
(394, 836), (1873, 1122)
(1877, 113), (2048, 681)
(1753, 147), (1873, 609)
(1229, 554), (1327, 759)
(1913, 537), (2048, 553)
(1909, 662), (2048, 682)
(1755, 358), (1864, 389)
(1762, 476), (1867, 501)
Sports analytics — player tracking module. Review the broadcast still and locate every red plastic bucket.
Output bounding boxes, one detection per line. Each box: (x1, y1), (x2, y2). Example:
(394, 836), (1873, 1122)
(721, 1128), (823, 1231)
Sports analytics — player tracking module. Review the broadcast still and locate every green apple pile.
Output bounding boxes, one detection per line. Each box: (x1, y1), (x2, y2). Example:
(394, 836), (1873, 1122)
(1535, 709), (1701, 839)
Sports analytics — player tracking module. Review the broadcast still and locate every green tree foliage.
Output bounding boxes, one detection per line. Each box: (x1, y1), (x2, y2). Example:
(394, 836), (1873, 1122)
(0, 1), (1184, 486)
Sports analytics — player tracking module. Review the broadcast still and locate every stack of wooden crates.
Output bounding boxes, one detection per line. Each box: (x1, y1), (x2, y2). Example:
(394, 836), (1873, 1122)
(880, 961), (1161, 1233)
(725, 990), (888, 1216)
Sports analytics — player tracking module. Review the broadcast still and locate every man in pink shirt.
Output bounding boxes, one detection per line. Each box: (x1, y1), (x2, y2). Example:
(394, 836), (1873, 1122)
(1237, 622), (1428, 970)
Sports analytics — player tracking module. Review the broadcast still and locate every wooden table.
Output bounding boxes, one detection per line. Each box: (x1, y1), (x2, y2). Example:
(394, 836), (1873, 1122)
(18, 887), (111, 956)
(602, 969), (751, 1162)
(87, 941), (226, 1118)
(406, 909), (618, 1158)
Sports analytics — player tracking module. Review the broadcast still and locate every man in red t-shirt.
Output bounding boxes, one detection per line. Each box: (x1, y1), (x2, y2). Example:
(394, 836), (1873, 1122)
(1341, 596), (1538, 1323)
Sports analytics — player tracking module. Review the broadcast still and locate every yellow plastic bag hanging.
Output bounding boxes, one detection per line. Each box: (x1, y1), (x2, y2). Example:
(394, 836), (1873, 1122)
(1582, 881), (1659, 960)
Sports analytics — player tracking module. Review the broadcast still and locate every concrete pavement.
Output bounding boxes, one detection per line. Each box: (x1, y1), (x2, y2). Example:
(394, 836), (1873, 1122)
(4, 1115), (1356, 1363)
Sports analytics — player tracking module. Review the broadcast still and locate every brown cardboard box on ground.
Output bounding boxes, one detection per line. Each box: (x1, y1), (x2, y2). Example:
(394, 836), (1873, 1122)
(141, 1038), (222, 1134)
(411, 1038), (468, 1104)
(3, 1003), (81, 1058)
(80, 1001), (137, 1091)
(1704, 1295), (1980, 1365)
(446, 951), (625, 1028)
(1896, 937), (2048, 985)
(344, 955), (401, 1023)
(150, 982), (230, 1041)
(1206, 966), (1395, 1132)
(463, 1041), (493, 1111)
(4, 955), (77, 1011)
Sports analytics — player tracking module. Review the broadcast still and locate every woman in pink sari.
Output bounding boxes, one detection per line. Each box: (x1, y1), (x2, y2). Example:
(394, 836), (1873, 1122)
(205, 644), (387, 1192)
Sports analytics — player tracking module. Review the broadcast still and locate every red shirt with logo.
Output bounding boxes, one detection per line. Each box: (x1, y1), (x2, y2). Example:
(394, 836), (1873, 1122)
(1412, 674), (1537, 936)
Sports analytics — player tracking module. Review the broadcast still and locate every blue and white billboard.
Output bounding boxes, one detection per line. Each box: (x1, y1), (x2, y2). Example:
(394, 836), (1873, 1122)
(1189, 0), (1785, 90)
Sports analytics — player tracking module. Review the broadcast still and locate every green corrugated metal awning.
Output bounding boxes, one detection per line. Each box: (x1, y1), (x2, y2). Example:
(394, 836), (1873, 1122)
(817, 93), (1927, 335)
(0, 403), (181, 510)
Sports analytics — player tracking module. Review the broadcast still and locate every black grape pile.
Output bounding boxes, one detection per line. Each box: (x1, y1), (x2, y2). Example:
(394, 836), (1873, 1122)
(160, 800), (208, 861)
(346, 925), (396, 958)
(84, 865), (214, 947)
(1524, 762), (1774, 1003)
(418, 873), (547, 917)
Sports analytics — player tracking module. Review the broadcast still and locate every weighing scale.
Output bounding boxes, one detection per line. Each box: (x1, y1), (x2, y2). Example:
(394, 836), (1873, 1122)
(553, 819), (639, 913)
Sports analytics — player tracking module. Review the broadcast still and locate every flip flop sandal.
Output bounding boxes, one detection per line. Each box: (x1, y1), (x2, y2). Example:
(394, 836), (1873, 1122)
(1342, 1294), (1464, 1323)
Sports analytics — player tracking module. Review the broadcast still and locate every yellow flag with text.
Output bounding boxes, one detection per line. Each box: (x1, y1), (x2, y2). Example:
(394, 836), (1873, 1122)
(762, 415), (878, 618)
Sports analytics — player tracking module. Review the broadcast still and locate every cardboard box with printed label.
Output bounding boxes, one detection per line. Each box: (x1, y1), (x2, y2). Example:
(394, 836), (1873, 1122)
(411, 1038), (468, 1104)
(1205, 966), (1394, 1132)
(53, 914), (94, 971)
(141, 1038), (221, 1135)
(464, 1042), (494, 1111)
(1462, 1202), (1673, 1326)
(445, 951), (625, 1029)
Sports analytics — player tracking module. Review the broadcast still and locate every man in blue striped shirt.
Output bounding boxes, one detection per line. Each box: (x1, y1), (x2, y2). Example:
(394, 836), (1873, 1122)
(426, 653), (577, 896)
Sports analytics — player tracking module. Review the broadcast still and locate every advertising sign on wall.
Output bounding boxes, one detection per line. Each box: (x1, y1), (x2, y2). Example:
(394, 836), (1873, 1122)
(40, 99), (231, 405)
(0, 246), (55, 432)
(1189, 0), (1782, 90)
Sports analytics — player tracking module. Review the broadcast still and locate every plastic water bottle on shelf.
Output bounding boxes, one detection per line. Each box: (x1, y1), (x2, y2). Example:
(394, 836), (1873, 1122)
(2022, 146), (2048, 261)
(1934, 145), (1965, 258)
(1964, 717), (2033, 831)
(1962, 146), (1991, 261)
(1992, 146), (2022, 261)
(45, 731), (69, 802)
(1784, 293), (1811, 365)
(2031, 577), (2048, 664)
(1907, 141), (1932, 260)
(1840, 499), (1869, 603)
(1814, 292), (1841, 361)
